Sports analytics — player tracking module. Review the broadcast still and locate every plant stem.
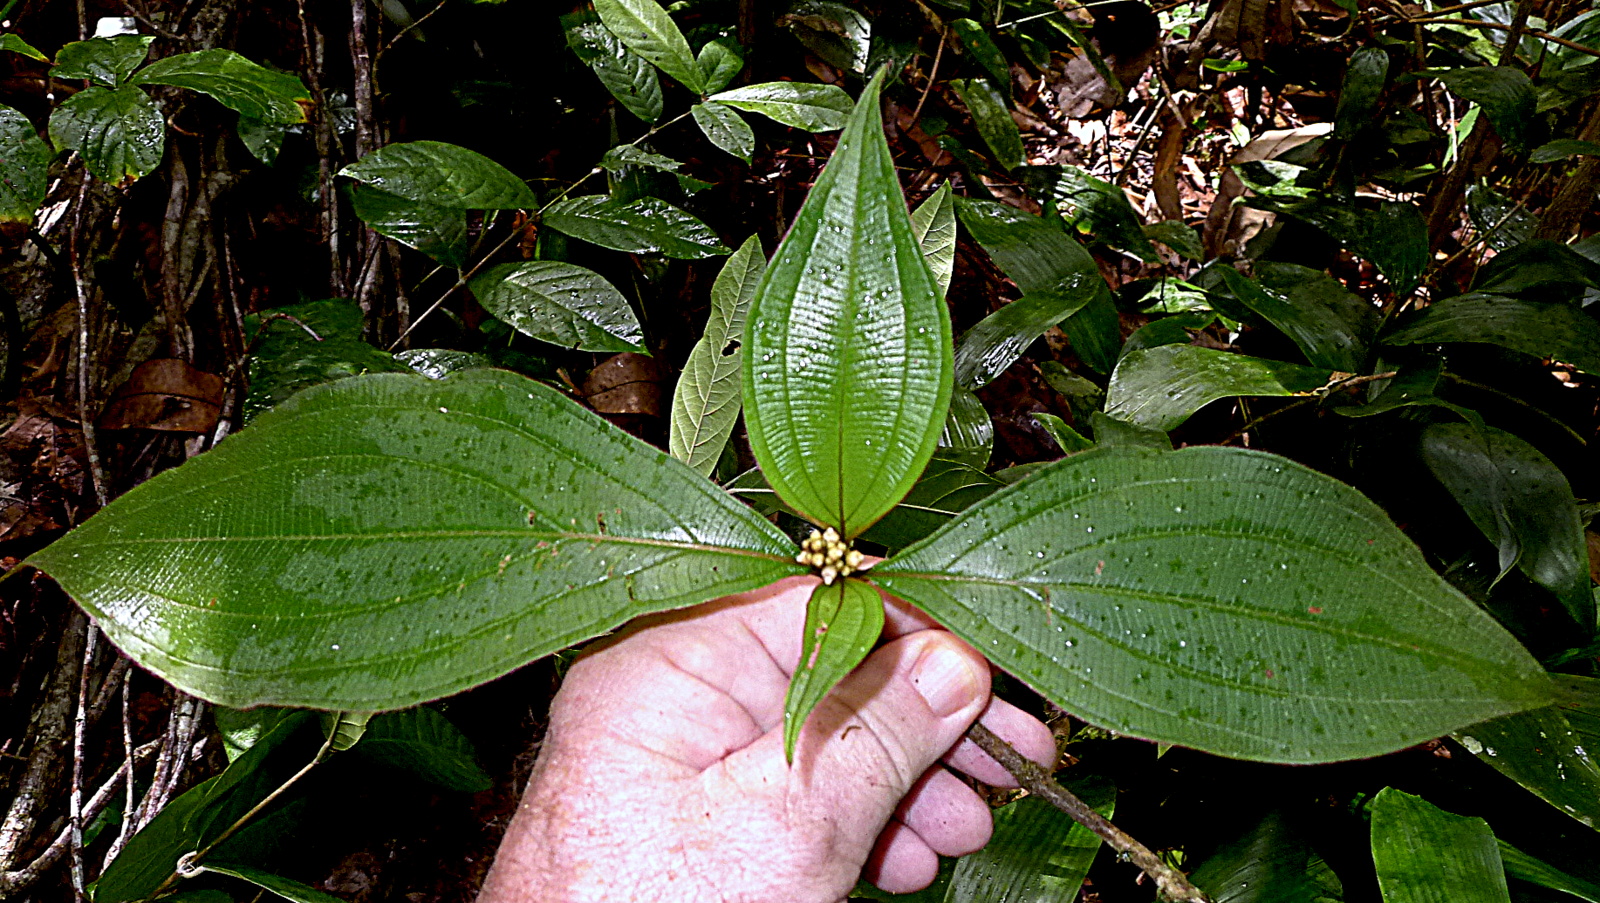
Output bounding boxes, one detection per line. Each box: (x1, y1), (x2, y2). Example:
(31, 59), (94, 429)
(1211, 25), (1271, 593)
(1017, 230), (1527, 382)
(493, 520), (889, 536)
(966, 722), (1212, 903)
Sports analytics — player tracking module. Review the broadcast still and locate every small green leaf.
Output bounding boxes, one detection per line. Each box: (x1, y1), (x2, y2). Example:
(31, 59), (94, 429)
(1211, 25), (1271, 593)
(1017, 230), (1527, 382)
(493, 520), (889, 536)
(52, 35), (153, 87)
(1432, 67), (1536, 153)
(670, 234), (765, 476)
(1531, 138), (1600, 163)
(944, 778), (1116, 902)
(1334, 47), (1389, 140)
(938, 386), (993, 468)
(339, 141), (538, 210)
(1499, 843), (1600, 902)
(212, 707), (299, 763)
(709, 81), (853, 132)
(691, 100), (755, 161)
(1420, 422), (1593, 628)
(1383, 293), (1600, 374)
(242, 298), (409, 422)
(951, 78), (1023, 170)
(1220, 264), (1377, 372)
(1052, 165), (1158, 261)
(780, 0), (870, 73)
(236, 116), (286, 165)
(347, 183), (469, 268)
(198, 864), (346, 903)
(1370, 789), (1511, 903)
(543, 194), (732, 258)
(1106, 344), (1333, 431)
(593, 0), (705, 94)
(1454, 704), (1600, 830)
(0, 105), (52, 225)
(563, 11), (663, 123)
(1034, 412), (1094, 455)
(1121, 311), (1214, 358)
(355, 707), (492, 792)
(910, 183), (956, 299)
(1090, 410), (1172, 450)
(1466, 184), (1536, 252)
(743, 68), (952, 538)
(135, 49), (311, 124)
(601, 145), (679, 173)
(28, 370), (803, 711)
(48, 83), (165, 181)
(319, 711), (371, 751)
(783, 578), (885, 761)
(875, 447), (1554, 763)
(697, 37), (744, 95)
(1143, 220), (1204, 259)
(0, 34), (48, 63)
(1190, 810), (1344, 903)
(470, 261), (645, 352)
(954, 291), (1099, 389)
(948, 19), (1013, 96)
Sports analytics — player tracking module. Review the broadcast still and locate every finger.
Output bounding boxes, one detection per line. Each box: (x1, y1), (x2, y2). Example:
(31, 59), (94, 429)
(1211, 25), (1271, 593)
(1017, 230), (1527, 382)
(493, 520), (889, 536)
(944, 695), (1057, 787)
(894, 766), (992, 857)
(863, 821), (940, 894)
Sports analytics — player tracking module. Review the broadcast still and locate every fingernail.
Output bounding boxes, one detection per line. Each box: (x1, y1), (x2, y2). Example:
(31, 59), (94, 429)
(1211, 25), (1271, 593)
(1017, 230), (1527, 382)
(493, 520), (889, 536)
(911, 643), (982, 718)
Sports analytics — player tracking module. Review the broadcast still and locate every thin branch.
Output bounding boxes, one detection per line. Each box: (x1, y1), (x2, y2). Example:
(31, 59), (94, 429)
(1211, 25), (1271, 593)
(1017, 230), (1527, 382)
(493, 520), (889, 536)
(69, 627), (99, 900)
(912, 28), (946, 124)
(1413, 17), (1600, 58)
(376, 0), (448, 60)
(69, 172), (107, 509)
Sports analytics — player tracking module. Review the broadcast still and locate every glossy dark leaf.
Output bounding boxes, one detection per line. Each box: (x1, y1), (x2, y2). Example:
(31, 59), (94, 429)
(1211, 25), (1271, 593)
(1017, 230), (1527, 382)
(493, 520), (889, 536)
(1090, 411), (1172, 451)
(593, 0), (704, 94)
(944, 777), (1116, 903)
(394, 349), (496, 380)
(1370, 788), (1511, 903)
(48, 84), (164, 181)
(952, 78), (1023, 170)
(470, 261), (644, 352)
(29, 370), (803, 710)
(136, 49), (311, 124)
(347, 183), (469, 268)
(1433, 66), (1536, 153)
(710, 82), (853, 132)
(938, 386), (994, 468)
(670, 234), (765, 476)
(1143, 220), (1204, 259)
(1052, 165), (1158, 261)
(910, 183), (956, 299)
(236, 116), (286, 165)
(948, 19), (1012, 95)
(52, 35), (152, 87)
(1475, 239), (1600, 296)
(1034, 412), (1095, 455)
(1334, 47), (1389, 140)
(1454, 704), (1600, 829)
(875, 447), (1553, 763)
(1531, 139), (1600, 163)
(600, 145), (679, 173)
(241, 298), (409, 422)
(543, 194), (732, 258)
(691, 101), (755, 161)
(1121, 311), (1214, 359)
(563, 12), (664, 123)
(697, 37), (744, 95)
(859, 452), (1005, 550)
(339, 141), (538, 210)
(954, 292), (1097, 389)
(1106, 344), (1332, 431)
(1384, 294), (1600, 374)
(743, 68), (952, 538)
(1222, 264), (1378, 371)
(355, 707), (492, 792)
(1466, 184), (1536, 252)
(1500, 843), (1600, 902)
(0, 104), (52, 225)
(783, 578), (885, 759)
(781, 0), (870, 73)
(1190, 810), (1343, 903)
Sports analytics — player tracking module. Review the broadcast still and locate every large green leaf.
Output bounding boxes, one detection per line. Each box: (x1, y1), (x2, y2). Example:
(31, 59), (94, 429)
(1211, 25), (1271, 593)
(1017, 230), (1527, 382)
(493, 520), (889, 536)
(592, 0), (705, 94)
(670, 235), (765, 476)
(1454, 704), (1600, 830)
(954, 291), (1098, 390)
(563, 12), (664, 123)
(951, 78), (1023, 170)
(469, 261), (644, 352)
(690, 101), (755, 162)
(783, 578), (884, 759)
(242, 298), (410, 422)
(347, 183), (469, 268)
(1370, 788), (1511, 903)
(874, 447), (1553, 763)
(1433, 67), (1537, 153)
(709, 82), (853, 132)
(1223, 264), (1378, 372)
(542, 194), (731, 258)
(910, 183), (956, 300)
(1190, 810), (1344, 903)
(1105, 344), (1333, 432)
(1050, 165), (1158, 261)
(0, 105), (52, 225)
(1383, 293), (1600, 374)
(944, 777), (1116, 903)
(135, 49), (311, 124)
(52, 35), (152, 87)
(354, 707), (492, 793)
(743, 68), (952, 538)
(28, 370), (803, 710)
(339, 141), (538, 210)
(49, 83), (165, 182)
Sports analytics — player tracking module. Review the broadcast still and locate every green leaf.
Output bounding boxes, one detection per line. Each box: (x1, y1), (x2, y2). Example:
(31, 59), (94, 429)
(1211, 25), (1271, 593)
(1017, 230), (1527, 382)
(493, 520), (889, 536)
(951, 78), (1023, 170)
(859, 452), (1006, 551)
(954, 291), (1097, 389)
(28, 370), (803, 710)
(1034, 412), (1094, 455)
(955, 197), (1117, 372)
(542, 194), (732, 258)
(1475, 239), (1600, 296)
(1242, 192), (1428, 295)
(347, 183), (469, 268)
(948, 19), (1013, 94)
(236, 116), (286, 165)
(355, 707), (492, 792)
(874, 447), (1554, 763)
(394, 349), (497, 379)
(48, 84), (164, 181)
(135, 49), (311, 124)
(469, 261), (645, 352)
(592, 0), (705, 94)
(1143, 220), (1204, 259)
(709, 81), (853, 132)
(563, 12), (664, 123)
(1499, 843), (1600, 902)
(670, 234), (765, 476)
(1370, 788), (1511, 903)
(1334, 47), (1389, 140)
(1121, 311), (1214, 359)
(601, 145), (679, 173)
(212, 707), (298, 762)
(944, 777), (1116, 902)
(0, 34), (49, 63)
(696, 37), (744, 95)
(1420, 422), (1593, 629)
(1383, 293), (1600, 374)
(52, 35), (153, 87)
(339, 141), (538, 210)
(320, 711), (371, 750)
(691, 101), (755, 161)
(1531, 139), (1600, 163)
(1052, 165), (1158, 261)
(1454, 704), (1600, 830)
(938, 386), (993, 468)
(1090, 410), (1172, 451)
(1220, 264), (1377, 372)
(780, 0), (871, 73)
(197, 864), (345, 903)
(1433, 67), (1536, 153)
(1190, 810), (1344, 903)
(1466, 185), (1537, 252)
(910, 183), (956, 299)
(242, 298), (409, 422)
(0, 105), (52, 225)
(783, 578), (885, 760)
(1105, 344), (1333, 432)
(743, 68), (952, 538)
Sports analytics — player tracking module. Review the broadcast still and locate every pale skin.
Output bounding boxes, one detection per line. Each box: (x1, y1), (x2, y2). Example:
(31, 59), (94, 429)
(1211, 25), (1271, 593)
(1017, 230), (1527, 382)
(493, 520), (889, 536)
(476, 575), (1058, 903)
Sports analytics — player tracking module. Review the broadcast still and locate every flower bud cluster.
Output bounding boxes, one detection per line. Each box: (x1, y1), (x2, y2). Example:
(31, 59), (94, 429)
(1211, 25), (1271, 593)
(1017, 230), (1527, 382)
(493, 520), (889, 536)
(794, 527), (865, 586)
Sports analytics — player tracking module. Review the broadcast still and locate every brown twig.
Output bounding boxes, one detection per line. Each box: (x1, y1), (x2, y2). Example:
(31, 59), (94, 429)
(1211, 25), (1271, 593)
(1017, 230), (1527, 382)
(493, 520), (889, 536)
(68, 172), (107, 509)
(69, 628), (99, 900)
(376, 0), (448, 60)
(912, 28), (946, 124)
(967, 723), (1211, 903)
(0, 611), (86, 875)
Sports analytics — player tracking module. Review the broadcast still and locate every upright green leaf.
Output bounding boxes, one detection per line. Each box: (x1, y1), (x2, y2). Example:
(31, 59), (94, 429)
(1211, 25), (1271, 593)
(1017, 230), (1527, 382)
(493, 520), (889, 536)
(954, 291), (1097, 389)
(1051, 165), (1158, 261)
(469, 261), (645, 352)
(0, 34), (48, 63)
(52, 35), (153, 87)
(783, 578), (885, 760)
(1454, 704), (1600, 829)
(938, 386), (993, 468)
(1190, 810), (1344, 903)
(0, 105), (52, 225)
(355, 707), (492, 792)
(542, 194), (731, 258)
(339, 141), (538, 210)
(320, 711), (371, 750)
(744, 68), (952, 538)
(49, 84), (164, 181)
(1433, 67), (1537, 153)
(236, 116), (286, 165)
(697, 37), (744, 95)
(347, 183), (469, 268)
(564, 12), (664, 123)
(948, 19), (1013, 96)
(1334, 47), (1389, 140)
(28, 370), (803, 710)
(1466, 184), (1536, 251)
(1420, 423), (1593, 629)
(952, 78), (1023, 170)
(1370, 789), (1511, 903)
(593, 0), (706, 94)
(670, 235), (765, 476)
(944, 778), (1116, 903)
(1106, 344), (1333, 432)
(910, 183), (956, 299)
(875, 447), (1553, 763)
(1034, 412), (1094, 455)
(1384, 294), (1600, 375)
(136, 49), (311, 124)
(710, 82), (853, 132)
(1220, 265), (1376, 372)
(691, 101), (755, 161)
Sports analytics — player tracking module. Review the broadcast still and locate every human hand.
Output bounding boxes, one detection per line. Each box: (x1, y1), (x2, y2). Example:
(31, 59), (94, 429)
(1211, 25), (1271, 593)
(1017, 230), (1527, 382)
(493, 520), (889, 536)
(475, 576), (1057, 903)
